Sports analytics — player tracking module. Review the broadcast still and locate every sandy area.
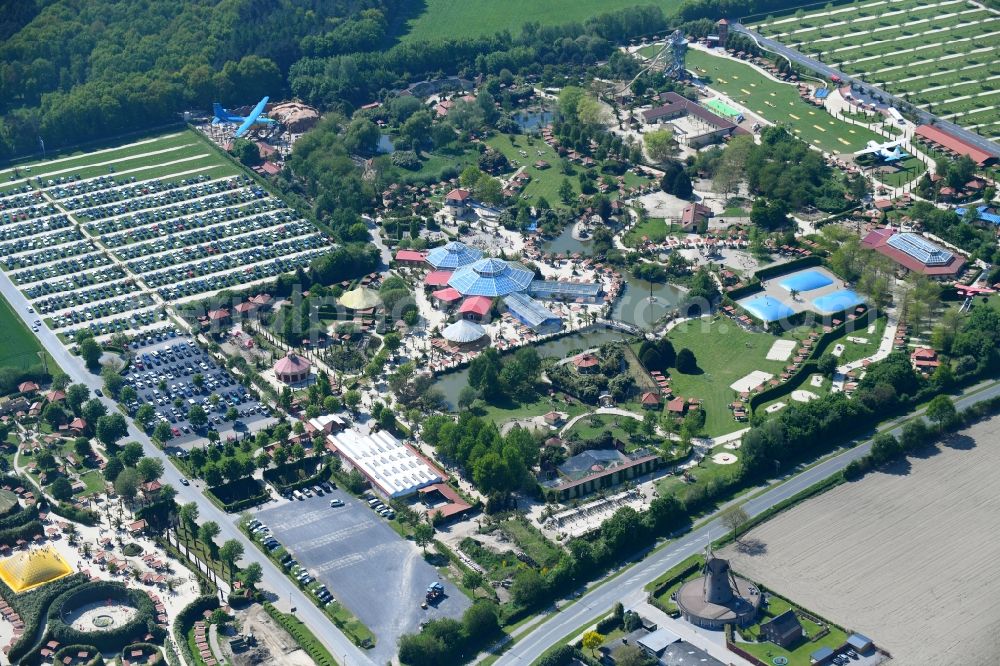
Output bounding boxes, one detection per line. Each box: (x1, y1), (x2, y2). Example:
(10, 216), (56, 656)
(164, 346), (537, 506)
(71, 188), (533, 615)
(65, 600), (137, 631)
(791, 389), (819, 403)
(722, 415), (1000, 665)
(766, 339), (796, 361)
(227, 604), (315, 666)
(731, 370), (774, 393)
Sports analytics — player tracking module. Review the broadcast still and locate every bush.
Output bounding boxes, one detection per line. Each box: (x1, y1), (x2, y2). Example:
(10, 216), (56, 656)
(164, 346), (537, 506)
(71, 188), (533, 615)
(174, 596), (219, 666)
(52, 644), (104, 666)
(1, 573), (88, 663)
(47, 581), (162, 652)
(48, 501), (100, 526)
(535, 644), (578, 666)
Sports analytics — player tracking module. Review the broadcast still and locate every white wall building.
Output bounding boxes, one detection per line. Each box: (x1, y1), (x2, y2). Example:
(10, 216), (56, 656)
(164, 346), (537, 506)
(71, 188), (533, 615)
(327, 429), (442, 498)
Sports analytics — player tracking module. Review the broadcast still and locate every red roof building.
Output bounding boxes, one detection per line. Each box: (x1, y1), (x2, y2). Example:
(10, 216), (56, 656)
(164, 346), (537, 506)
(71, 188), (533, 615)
(458, 296), (492, 320)
(914, 125), (996, 166)
(680, 203), (713, 231)
(640, 392), (660, 408)
(572, 353), (601, 373)
(250, 294), (273, 308)
(45, 390), (66, 403)
(910, 347), (941, 371)
(445, 188), (472, 209)
(395, 249), (427, 264)
(667, 398), (687, 414)
(18, 382), (39, 394)
(431, 287), (462, 304)
(234, 302), (257, 316)
(68, 417), (87, 432)
(861, 228), (966, 278)
(273, 353), (312, 384)
(424, 270), (454, 287)
(207, 308), (230, 322)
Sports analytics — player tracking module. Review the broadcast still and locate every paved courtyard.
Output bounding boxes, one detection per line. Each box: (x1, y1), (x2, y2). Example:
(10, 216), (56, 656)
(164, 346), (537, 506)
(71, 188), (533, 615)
(256, 491), (470, 661)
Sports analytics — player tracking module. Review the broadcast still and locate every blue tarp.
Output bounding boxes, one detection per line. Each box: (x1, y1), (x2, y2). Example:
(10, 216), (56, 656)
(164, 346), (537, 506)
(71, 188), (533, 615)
(812, 289), (865, 314)
(739, 294), (795, 323)
(779, 270), (834, 293)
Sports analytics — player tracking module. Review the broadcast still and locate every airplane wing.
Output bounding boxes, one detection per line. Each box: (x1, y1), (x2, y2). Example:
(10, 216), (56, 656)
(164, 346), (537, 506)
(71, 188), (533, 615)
(235, 96), (269, 137)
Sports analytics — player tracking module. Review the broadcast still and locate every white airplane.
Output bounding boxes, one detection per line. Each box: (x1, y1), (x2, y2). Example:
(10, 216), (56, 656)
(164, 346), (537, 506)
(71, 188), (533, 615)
(856, 140), (908, 162)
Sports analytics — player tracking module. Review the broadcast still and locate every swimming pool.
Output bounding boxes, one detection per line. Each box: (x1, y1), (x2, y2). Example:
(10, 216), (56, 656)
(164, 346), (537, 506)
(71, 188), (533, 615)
(704, 98), (742, 119)
(739, 294), (795, 323)
(812, 289), (865, 314)
(779, 270), (834, 293)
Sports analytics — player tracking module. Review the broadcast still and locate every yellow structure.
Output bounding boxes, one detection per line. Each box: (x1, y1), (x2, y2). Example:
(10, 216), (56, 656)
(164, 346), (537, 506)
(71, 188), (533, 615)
(0, 545), (73, 593)
(338, 286), (381, 310)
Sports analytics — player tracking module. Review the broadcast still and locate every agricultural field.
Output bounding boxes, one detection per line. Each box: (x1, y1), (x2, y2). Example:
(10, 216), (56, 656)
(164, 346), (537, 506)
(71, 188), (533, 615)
(396, 0), (676, 43)
(721, 413), (1000, 665)
(684, 49), (883, 153)
(0, 290), (56, 371)
(749, 0), (1000, 137)
(0, 129), (331, 344)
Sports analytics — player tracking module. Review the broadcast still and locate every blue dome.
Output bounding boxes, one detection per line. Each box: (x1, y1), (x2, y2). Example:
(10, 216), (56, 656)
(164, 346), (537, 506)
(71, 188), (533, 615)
(425, 241), (482, 269)
(448, 258), (534, 297)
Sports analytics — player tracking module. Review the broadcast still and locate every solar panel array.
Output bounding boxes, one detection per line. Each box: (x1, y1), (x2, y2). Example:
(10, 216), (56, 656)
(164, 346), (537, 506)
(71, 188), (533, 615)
(529, 280), (603, 299)
(886, 233), (953, 266)
(504, 291), (561, 329)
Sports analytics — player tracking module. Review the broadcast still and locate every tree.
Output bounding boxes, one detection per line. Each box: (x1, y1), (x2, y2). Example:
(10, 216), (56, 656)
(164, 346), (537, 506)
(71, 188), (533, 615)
(101, 365), (125, 399)
(119, 385), (137, 404)
(66, 384), (90, 414)
(344, 390), (361, 412)
(137, 457), (164, 483)
(225, 406), (239, 422)
(582, 630), (605, 656)
(675, 348), (698, 374)
(719, 505), (749, 543)
(50, 477), (74, 501)
(192, 373), (205, 390)
(644, 129), (675, 163)
(925, 394), (957, 429)
(135, 404), (156, 430)
(121, 441), (144, 466)
(153, 421), (172, 443)
(463, 600), (500, 639)
(79, 337), (102, 368)
(457, 386), (478, 412)
(219, 539), (244, 581)
(95, 413), (128, 447)
(344, 117), (380, 156)
(614, 643), (655, 666)
(817, 353), (838, 376)
(558, 178), (574, 204)
(43, 403), (68, 428)
(179, 502), (199, 536)
(462, 570), (485, 597)
(239, 561), (263, 589)
(114, 466), (141, 503)
(199, 521), (220, 558)
(103, 458), (124, 482)
(188, 404), (208, 429)
(73, 437), (92, 459)
(869, 432), (903, 466)
(413, 522), (434, 553)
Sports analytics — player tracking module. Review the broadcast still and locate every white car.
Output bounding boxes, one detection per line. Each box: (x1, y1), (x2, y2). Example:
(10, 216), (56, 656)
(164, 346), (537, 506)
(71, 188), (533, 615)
(329, 499), (344, 507)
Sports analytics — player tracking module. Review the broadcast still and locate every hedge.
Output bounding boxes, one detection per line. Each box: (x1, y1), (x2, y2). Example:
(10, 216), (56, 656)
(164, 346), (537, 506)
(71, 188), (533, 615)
(263, 602), (339, 666)
(173, 595), (219, 666)
(47, 581), (162, 653)
(2, 573), (88, 664)
(123, 642), (164, 665)
(205, 477), (269, 512)
(262, 458), (330, 493)
(47, 501), (100, 526)
(52, 644), (104, 666)
(0, 500), (35, 530)
(753, 255), (822, 281)
(0, 519), (43, 547)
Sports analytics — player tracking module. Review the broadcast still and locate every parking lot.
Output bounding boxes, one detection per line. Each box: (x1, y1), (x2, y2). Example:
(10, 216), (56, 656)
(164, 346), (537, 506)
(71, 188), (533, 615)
(256, 490), (470, 660)
(123, 329), (275, 446)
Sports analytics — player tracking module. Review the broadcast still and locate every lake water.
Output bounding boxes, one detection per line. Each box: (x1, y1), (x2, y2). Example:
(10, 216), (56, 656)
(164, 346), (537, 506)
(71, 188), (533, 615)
(514, 109), (554, 132)
(377, 135), (395, 154)
(610, 277), (686, 331)
(542, 224), (592, 256)
(432, 327), (634, 410)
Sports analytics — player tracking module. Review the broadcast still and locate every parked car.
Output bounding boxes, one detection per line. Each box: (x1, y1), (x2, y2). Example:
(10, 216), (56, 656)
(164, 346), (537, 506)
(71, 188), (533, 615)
(329, 498), (344, 508)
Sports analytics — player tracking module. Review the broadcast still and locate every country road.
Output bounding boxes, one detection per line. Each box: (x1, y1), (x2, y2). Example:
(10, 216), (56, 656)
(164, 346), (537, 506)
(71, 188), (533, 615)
(0, 270), (375, 666)
(497, 377), (1000, 664)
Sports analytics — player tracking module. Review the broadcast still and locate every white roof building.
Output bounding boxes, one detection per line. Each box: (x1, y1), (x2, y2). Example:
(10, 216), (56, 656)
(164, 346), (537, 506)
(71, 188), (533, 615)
(327, 429), (442, 498)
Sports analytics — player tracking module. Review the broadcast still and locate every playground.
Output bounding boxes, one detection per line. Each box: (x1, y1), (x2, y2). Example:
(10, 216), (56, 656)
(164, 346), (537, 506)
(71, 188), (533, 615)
(685, 48), (881, 153)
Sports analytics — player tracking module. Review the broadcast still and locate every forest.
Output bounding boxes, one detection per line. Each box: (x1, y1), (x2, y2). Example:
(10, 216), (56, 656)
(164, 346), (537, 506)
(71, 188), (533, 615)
(0, 0), (816, 160)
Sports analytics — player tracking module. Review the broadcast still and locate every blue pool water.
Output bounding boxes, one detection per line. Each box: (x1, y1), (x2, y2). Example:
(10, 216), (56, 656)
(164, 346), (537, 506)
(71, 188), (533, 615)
(779, 270), (833, 293)
(812, 289), (865, 314)
(740, 295), (795, 323)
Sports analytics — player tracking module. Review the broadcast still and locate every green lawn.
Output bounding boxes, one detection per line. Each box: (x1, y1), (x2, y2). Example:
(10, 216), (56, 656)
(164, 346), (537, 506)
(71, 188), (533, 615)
(565, 412), (638, 443)
(501, 518), (562, 568)
(485, 134), (574, 206)
(832, 315), (887, 365)
(0, 290), (59, 375)
(623, 217), (682, 247)
(397, 0), (678, 43)
(684, 50), (881, 154)
(76, 470), (105, 496)
(737, 592), (849, 666)
(659, 317), (815, 437)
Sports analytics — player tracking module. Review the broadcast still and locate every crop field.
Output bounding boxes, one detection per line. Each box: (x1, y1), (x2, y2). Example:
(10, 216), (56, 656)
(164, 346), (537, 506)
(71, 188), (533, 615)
(0, 290), (55, 371)
(397, 0), (676, 43)
(685, 49), (882, 153)
(0, 129), (331, 343)
(721, 414), (1000, 664)
(749, 0), (1000, 137)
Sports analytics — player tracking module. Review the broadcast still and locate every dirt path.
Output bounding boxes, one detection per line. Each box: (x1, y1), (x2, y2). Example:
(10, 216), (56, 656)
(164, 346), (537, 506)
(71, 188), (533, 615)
(721, 415), (1000, 664)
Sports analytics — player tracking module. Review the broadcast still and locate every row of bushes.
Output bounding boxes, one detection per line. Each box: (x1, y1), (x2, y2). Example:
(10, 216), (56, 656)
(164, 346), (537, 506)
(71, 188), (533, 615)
(262, 457), (330, 493)
(47, 581), (163, 653)
(0, 518), (43, 548)
(0, 499), (34, 529)
(2, 573), (88, 663)
(52, 644), (103, 666)
(205, 477), (270, 512)
(47, 500), (100, 526)
(173, 595), (219, 666)
(263, 602), (340, 666)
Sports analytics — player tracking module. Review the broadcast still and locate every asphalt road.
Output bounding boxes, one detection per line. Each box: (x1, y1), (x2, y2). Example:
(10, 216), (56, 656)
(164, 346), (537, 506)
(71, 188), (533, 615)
(498, 378), (1000, 664)
(731, 23), (1000, 158)
(0, 271), (376, 666)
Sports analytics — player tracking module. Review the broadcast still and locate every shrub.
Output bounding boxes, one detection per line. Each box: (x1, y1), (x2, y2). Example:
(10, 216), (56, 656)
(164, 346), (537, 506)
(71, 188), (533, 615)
(47, 581), (162, 652)
(1, 573), (88, 663)
(206, 478), (269, 512)
(52, 644), (104, 666)
(173, 595), (219, 666)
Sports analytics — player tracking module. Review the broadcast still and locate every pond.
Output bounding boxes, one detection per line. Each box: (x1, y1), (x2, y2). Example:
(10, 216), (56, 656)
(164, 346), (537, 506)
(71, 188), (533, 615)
(610, 276), (686, 331)
(514, 109), (554, 132)
(542, 224), (592, 257)
(432, 327), (635, 410)
(377, 134), (395, 154)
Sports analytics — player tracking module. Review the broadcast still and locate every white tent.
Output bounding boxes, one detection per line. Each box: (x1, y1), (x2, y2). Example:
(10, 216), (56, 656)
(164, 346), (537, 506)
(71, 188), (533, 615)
(441, 319), (486, 344)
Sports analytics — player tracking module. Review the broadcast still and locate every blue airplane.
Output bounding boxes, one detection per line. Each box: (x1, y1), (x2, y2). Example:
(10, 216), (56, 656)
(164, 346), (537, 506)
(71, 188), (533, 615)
(211, 96), (276, 137)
